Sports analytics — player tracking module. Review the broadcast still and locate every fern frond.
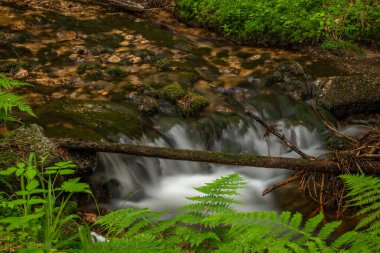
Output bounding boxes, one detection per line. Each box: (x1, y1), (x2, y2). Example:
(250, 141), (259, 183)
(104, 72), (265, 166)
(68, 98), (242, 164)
(340, 174), (380, 232)
(0, 74), (30, 90)
(94, 208), (163, 237)
(0, 91), (35, 117)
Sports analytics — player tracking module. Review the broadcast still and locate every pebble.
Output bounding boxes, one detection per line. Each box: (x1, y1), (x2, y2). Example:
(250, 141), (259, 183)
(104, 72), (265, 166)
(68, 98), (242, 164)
(57, 31), (77, 41)
(120, 41), (130, 46)
(107, 55), (121, 63)
(14, 69), (29, 79)
(11, 20), (26, 31)
(73, 45), (87, 54)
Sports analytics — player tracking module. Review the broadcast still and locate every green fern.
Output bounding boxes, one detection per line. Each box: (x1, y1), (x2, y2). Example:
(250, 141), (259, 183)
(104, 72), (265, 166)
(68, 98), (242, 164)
(340, 174), (380, 232)
(0, 74), (35, 122)
(90, 173), (380, 252)
(0, 74), (30, 90)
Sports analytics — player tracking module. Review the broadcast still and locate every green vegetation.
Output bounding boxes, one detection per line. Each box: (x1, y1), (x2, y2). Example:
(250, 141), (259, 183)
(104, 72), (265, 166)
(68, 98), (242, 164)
(106, 68), (128, 78)
(155, 57), (173, 71)
(0, 74), (35, 122)
(0, 155), (93, 252)
(0, 164), (379, 252)
(175, 0), (379, 46)
(161, 83), (186, 102)
(177, 92), (210, 116)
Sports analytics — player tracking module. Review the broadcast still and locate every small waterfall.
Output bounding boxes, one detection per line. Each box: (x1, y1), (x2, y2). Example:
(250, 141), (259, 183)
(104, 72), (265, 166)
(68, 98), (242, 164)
(93, 114), (325, 212)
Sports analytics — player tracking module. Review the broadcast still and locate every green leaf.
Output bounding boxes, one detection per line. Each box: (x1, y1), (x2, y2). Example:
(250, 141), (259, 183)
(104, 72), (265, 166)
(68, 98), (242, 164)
(58, 169), (75, 175)
(8, 199), (27, 207)
(61, 178), (89, 193)
(15, 168), (25, 177)
(25, 169), (37, 179)
(26, 179), (39, 191)
(0, 167), (17, 176)
(27, 198), (47, 205)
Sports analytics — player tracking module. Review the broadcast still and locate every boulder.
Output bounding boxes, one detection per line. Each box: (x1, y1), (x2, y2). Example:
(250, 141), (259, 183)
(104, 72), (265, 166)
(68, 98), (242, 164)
(33, 99), (147, 141)
(316, 75), (380, 119)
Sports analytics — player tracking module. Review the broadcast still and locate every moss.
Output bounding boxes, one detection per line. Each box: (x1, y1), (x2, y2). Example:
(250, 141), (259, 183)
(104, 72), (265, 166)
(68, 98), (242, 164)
(0, 148), (17, 168)
(0, 61), (30, 74)
(85, 69), (104, 81)
(106, 67), (128, 78)
(155, 58), (172, 71)
(62, 201), (78, 216)
(324, 134), (352, 150)
(77, 62), (93, 74)
(177, 92), (210, 117)
(60, 220), (79, 238)
(161, 83), (186, 102)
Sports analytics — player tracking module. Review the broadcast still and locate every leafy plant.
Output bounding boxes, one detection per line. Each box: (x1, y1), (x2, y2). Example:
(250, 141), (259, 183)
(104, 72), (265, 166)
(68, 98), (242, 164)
(0, 74), (35, 122)
(0, 154), (94, 251)
(175, 0), (379, 46)
(88, 173), (380, 252)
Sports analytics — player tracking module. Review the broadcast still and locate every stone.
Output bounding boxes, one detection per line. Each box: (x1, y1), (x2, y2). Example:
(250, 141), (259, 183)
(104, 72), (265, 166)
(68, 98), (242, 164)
(107, 55), (121, 63)
(130, 56), (142, 64)
(120, 41), (130, 46)
(14, 68), (29, 79)
(128, 92), (159, 114)
(12, 124), (60, 164)
(177, 92), (210, 117)
(161, 83), (186, 102)
(58, 31), (77, 41)
(10, 20), (26, 31)
(73, 45), (88, 55)
(317, 75), (380, 118)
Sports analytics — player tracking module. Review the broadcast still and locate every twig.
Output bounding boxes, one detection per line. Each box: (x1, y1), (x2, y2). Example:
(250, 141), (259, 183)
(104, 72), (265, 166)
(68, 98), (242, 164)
(262, 174), (301, 196)
(227, 96), (316, 160)
(309, 101), (358, 143)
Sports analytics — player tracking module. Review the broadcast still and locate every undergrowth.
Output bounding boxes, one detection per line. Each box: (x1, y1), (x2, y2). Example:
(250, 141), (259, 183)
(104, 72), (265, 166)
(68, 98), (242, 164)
(0, 158), (379, 252)
(175, 0), (379, 47)
(89, 173), (380, 252)
(0, 74), (34, 123)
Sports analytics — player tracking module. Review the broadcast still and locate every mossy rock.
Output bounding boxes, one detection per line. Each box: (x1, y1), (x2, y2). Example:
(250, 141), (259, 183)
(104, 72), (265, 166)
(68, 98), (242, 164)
(128, 93), (159, 114)
(161, 83), (186, 102)
(317, 75), (380, 118)
(61, 219), (80, 239)
(85, 69), (104, 81)
(106, 67), (128, 78)
(154, 58), (172, 71)
(10, 124), (60, 164)
(77, 62), (93, 74)
(0, 61), (31, 74)
(33, 99), (147, 141)
(177, 92), (210, 117)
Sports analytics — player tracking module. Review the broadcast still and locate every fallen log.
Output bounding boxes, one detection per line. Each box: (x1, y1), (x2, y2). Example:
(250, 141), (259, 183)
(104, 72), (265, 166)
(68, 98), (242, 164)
(55, 138), (380, 175)
(104, 0), (145, 12)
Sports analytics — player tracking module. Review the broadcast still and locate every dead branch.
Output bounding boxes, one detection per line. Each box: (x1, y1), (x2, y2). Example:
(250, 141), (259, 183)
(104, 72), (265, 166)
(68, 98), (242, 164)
(227, 96), (316, 160)
(55, 138), (380, 175)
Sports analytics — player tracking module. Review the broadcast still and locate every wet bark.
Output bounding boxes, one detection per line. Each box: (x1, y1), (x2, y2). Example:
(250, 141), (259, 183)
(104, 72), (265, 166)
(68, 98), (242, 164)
(55, 138), (380, 175)
(105, 0), (145, 12)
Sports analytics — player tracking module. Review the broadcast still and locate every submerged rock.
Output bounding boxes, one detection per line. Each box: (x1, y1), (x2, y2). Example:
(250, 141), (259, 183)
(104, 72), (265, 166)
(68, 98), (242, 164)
(14, 68), (29, 79)
(261, 62), (312, 101)
(33, 99), (148, 141)
(316, 75), (380, 118)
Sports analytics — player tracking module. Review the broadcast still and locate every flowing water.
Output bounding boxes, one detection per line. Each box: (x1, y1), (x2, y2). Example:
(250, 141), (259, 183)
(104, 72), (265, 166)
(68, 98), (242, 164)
(0, 1), (356, 214)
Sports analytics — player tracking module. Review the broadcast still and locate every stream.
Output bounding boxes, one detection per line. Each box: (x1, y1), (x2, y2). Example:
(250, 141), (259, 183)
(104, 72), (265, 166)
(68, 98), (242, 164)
(0, 1), (361, 216)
